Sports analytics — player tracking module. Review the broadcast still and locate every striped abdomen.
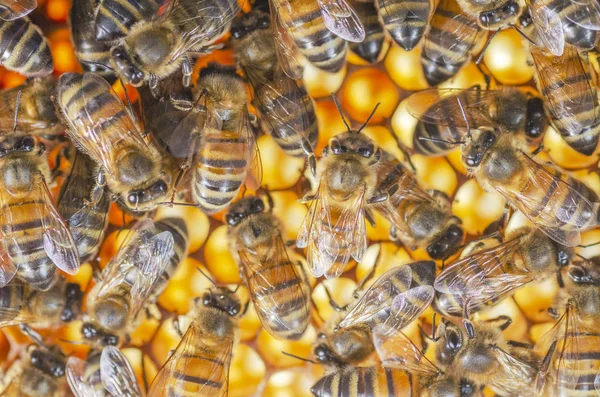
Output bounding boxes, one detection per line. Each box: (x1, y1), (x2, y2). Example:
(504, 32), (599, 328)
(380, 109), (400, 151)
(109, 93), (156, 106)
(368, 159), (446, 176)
(350, 0), (385, 63)
(377, 0), (430, 51)
(547, 0), (598, 49)
(255, 75), (318, 158)
(0, 281), (24, 324)
(281, 0), (347, 72)
(0, 17), (52, 77)
(174, 0), (239, 49)
(70, 0), (113, 74)
(555, 333), (600, 396)
(94, 0), (160, 41)
(311, 367), (412, 397)
(151, 217), (188, 301)
(192, 128), (251, 214)
(421, 0), (479, 85)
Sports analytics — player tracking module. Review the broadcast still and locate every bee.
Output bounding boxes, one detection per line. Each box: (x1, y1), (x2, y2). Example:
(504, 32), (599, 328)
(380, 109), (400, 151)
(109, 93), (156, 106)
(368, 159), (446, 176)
(81, 218), (175, 347)
(105, 0), (240, 89)
(376, 0), (431, 51)
(313, 260), (435, 368)
(0, 16), (53, 77)
(147, 284), (246, 397)
(93, 0), (160, 42)
(0, 0), (36, 21)
(56, 72), (174, 213)
(0, 327), (68, 397)
(58, 152), (110, 263)
(0, 134), (79, 291)
(0, 275), (82, 328)
(69, 0), (115, 78)
(268, 0), (365, 74)
(406, 86), (547, 156)
(531, 44), (600, 155)
(231, 7), (319, 159)
(226, 194), (310, 340)
(349, 0), (386, 63)
(420, 0), (483, 86)
(461, 127), (600, 247)
(66, 345), (142, 397)
(535, 263), (600, 396)
(455, 0), (521, 30)
(433, 226), (573, 319)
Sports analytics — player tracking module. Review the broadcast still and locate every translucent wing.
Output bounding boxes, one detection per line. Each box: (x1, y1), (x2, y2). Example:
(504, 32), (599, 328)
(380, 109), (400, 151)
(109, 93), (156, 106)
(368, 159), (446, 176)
(0, 0), (36, 20)
(316, 0), (365, 42)
(269, 0), (304, 80)
(490, 345), (538, 395)
(56, 73), (148, 181)
(528, 0), (565, 56)
(338, 265), (413, 328)
(561, 0), (600, 30)
(100, 346), (142, 397)
(238, 234), (309, 339)
(147, 320), (233, 397)
(66, 356), (102, 397)
(373, 326), (440, 376)
(241, 111), (263, 191)
(387, 285), (435, 329)
(297, 182), (367, 279)
(531, 45), (598, 135)
(434, 237), (529, 314)
(377, 0), (428, 24)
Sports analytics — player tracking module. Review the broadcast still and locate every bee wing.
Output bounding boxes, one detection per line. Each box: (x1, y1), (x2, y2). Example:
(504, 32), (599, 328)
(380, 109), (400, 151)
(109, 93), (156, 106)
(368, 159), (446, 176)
(57, 73), (148, 180)
(241, 111), (263, 191)
(425, 0), (482, 65)
(387, 285), (434, 329)
(0, 0), (36, 20)
(269, 0), (304, 80)
(528, 0), (565, 56)
(148, 321), (233, 397)
(100, 346), (142, 397)
(433, 237), (530, 312)
(238, 234), (309, 338)
(66, 356), (101, 397)
(561, 0), (600, 30)
(338, 265), (413, 328)
(531, 45), (598, 135)
(489, 345), (538, 395)
(373, 326), (440, 376)
(316, 0), (365, 42)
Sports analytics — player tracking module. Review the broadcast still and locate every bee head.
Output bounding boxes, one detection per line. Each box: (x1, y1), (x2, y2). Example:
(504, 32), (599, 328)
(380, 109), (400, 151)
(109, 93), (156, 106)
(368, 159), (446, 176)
(125, 179), (170, 212)
(313, 342), (345, 366)
(202, 287), (242, 317)
(427, 223), (464, 260)
(30, 348), (66, 378)
(93, 295), (129, 333)
(226, 196), (265, 226)
(110, 46), (145, 87)
(81, 322), (119, 346)
(61, 283), (83, 323)
(478, 0), (520, 29)
(461, 128), (497, 168)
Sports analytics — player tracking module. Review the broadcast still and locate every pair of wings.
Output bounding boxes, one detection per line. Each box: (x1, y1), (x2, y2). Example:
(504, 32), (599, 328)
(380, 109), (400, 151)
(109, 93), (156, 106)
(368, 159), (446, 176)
(337, 264), (435, 333)
(0, 80), (56, 133)
(148, 318), (233, 397)
(0, 174), (79, 288)
(67, 346), (142, 397)
(531, 45), (600, 136)
(297, 181), (367, 279)
(528, 0), (600, 56)
(93, 218), (174, 324)
(269, 0), (365, 79)
(0, 0), (35, 20)
(238, 233), (309, 339)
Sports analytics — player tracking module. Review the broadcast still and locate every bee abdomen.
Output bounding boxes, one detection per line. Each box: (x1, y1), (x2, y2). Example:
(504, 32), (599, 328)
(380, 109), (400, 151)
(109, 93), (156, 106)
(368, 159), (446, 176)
(350, 0), (385, 63)
(311, 367), (411, 397)
(167, 348), (227, 396)
(0, 17), (53, 77)
(378, 0), (430, 51)
(94, 0), (159, 41)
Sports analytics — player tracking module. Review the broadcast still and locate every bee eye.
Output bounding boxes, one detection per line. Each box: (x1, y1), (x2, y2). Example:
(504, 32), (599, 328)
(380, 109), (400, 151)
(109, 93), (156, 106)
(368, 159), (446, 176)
(483, 131), (496, 147)
(251, 199), (264, 213)
(225, 214), (236, 226)
(446, 328), (462, 352)
(127, 192), (140, 205)
(331, 140), (342, 154)
(153, 180), (168, 193)
(260, 17), (269, 27)
(358, 144), (374, 158)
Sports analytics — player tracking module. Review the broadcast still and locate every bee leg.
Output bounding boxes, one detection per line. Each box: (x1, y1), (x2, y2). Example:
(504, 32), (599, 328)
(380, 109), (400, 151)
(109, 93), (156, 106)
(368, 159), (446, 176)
(484, 315), (512, 331)
(301, 193), (318, 203)
(388, 131), (416, 172)
(182, 57), (193, 88)
(536, 340), (557, 393)
(323, 284), (350, 312)
(141, 351), (149, 394)
(531, 143), (544, 156)
(242, 300), (250, 316)
(173, 317), (184, 338)
(364, 209), (376, 228)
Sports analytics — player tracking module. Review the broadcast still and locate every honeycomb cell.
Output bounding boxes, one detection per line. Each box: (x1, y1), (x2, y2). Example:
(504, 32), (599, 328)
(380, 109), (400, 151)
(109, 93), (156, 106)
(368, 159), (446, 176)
(1, 71), (26, 88)
(311, 278), (357, 322)
(263, 370), (316, 397)
(204, 225), (241, 284)
(46, 0), (70, 23)
(158, 258), (210, 314)
(155, 206), (210, 254)
(130, 315), (161, 347)
(412, 154), (458, 198)
(239, 302), (262, 342)
(476, 298), (528, 342)
(446, 149), (467, 175)
(254, 135), (305, 190)
(529, 322), (555, 345)
(151, 318), (181, 365)
(108, 202), (137, 227)
(122, 348), (158, 391)
(453, 179), (506, 235)
(271, 190), (308, 241)
(482, 29), (534, 85)
(303, 62), (346, 98)
(55, 321), (90, 358)
(355, 243), (412, 290)
(229, 344), (266, 397)
(315, 99), (350, 154)
(48, 29), (80, 74)
(391, 98), (419, 150)
(384, 45), (429, 91)
(256, 325), (316, 368)
(439, 62), (495, 90)
(544, 126), (600, 169)
(513, 277), (559, 324)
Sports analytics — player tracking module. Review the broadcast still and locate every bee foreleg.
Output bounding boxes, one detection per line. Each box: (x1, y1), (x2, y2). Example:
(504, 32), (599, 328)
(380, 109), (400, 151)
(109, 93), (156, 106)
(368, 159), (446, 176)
(364, 209), (376, 228)
(182, 57), (193, 88)
(530, 143), (544, 156)
(323, 284), (350, 312)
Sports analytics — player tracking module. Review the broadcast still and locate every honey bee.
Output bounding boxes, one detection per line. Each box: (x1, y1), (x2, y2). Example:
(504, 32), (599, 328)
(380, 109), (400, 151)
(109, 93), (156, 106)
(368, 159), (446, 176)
(56, 72), (174, 213)
(0, 327), (68, 397)
(535, 263), (600, 396)
(420, 0), (483, 86)
(433, 226), (573, 319)
(147, 285), (246, 397)
(313, 260), (435, 368)
(231, 7), (319, 159)
(456, 0), (521, 30)
(0, 0), (36, 21)
(462, 128), (600, 247)
(226, 194), (310, 340)
(66, 345), (142, 397)
(376, 0), (431, 51)
(93, 0), (160, 42)
(0, 275), (82, 328)
(406, 86), (547, 156)
(82, 218), (175, 346)
(0, 17), (53, 77)
(0, 134), (79, 291)
(69, 0), (115, 77)
(268, 0), (365, 74)
(349, 0), (386, 63)
(58, 152), (110, 263)
(104, 0), (240, 89)
(531, 44), (600, 155)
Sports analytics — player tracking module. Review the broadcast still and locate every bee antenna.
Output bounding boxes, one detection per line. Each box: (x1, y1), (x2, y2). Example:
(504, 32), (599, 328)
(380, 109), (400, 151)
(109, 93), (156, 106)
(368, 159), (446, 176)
(331, 93), (351, 132)
(456, 97), (471, 139)
(281, 351), (317, 364)
(12, 90), (21, 134)
(418, 136), (465, 146)
(20, 324), (48, 349)
(118, 78), (137, 125)
(578, 240), (600, 248)
(233, 283), (241, 293)
(476, 27), (502, 65)
(196, 267), (217, 288)
(358, 103), (380, 134)
(510, 24), (537, 47)
(80, 61), (115, 72)
(158, 201), (199, 207)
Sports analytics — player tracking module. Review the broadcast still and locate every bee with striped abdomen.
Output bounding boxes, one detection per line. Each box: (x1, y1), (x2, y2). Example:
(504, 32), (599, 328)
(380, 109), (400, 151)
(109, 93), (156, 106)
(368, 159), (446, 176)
(0, 134), (79, 291)
(0, 16), (53, 77)
(0, 0), (36, 21)
(66, 345), (142, 397)
(349, 0), (386, 63)
(231, 7), (319, 160)
(456, 0), (521, 30)
(56, 72), (174, 213)
(376, 0), (431, 51)
(93, 0), (161, 42)
(147, 285), (246, 397)
(227, 194), (310, 340)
